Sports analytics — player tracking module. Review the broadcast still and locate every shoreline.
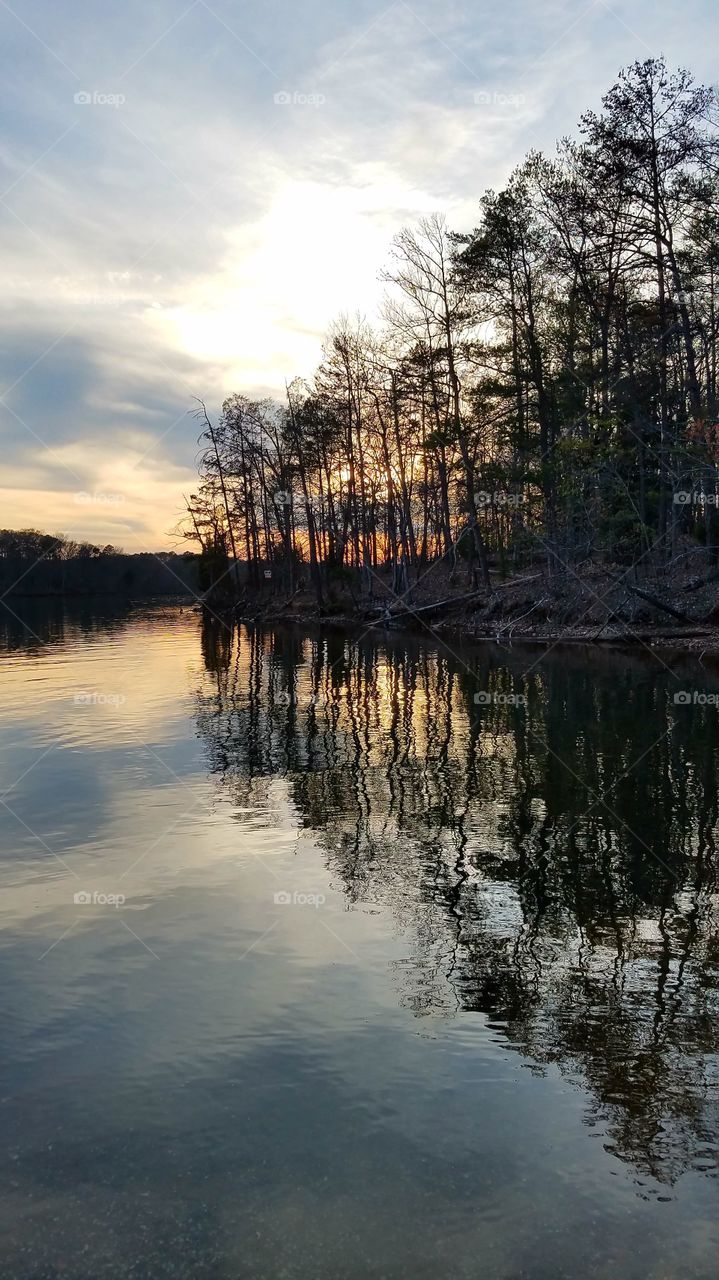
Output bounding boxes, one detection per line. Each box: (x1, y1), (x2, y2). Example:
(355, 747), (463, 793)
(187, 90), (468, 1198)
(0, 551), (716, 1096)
(206, 556), (719, 662)
(221, 598), (719, 662)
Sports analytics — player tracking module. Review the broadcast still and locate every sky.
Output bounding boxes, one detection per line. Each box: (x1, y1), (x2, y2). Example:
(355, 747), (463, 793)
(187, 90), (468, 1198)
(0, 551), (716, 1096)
(1, 0), (718, 549)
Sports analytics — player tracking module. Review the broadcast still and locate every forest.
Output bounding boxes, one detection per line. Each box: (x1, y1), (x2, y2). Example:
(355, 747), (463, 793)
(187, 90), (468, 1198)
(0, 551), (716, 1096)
(0, 530), (199, 597)
(184, 58), (719, 619)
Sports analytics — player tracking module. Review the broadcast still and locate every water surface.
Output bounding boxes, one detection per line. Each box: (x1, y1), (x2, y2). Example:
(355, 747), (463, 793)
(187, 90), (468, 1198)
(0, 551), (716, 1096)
(1, 600), (718, 1278)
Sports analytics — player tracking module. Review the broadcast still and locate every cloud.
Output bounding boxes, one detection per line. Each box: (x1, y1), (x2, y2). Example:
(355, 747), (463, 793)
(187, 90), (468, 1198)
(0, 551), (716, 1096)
(1, 0), (717, 544)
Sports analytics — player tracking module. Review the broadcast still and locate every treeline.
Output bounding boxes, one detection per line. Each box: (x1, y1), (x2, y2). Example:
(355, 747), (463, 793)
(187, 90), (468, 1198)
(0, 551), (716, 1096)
(186, 58), (719, 601)
(0, 529), (123, 561)
(0, 529), (199, 597)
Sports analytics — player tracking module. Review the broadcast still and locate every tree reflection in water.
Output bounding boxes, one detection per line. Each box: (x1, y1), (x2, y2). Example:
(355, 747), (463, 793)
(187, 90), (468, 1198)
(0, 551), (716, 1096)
(197, 617), (719, 1189)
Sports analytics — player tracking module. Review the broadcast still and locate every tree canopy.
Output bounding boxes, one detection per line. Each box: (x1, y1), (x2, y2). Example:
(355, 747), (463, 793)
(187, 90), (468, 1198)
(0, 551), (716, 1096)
(185, 59), (719, 601)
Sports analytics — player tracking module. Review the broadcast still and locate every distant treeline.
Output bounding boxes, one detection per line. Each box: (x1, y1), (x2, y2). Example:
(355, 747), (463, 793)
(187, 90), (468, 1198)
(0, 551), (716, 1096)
(184, 58), (719, 602)
(0, 529), (199, 597)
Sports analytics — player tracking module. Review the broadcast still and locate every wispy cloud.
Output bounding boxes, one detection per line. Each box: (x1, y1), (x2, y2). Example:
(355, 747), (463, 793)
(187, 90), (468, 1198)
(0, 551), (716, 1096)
(0, 0), (716, 543)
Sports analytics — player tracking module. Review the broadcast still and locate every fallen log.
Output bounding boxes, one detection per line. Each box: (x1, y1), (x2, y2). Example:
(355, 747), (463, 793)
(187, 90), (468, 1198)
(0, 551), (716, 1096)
(620, 581), (694, 624)
(363, 589), (485, 621)
(477, 628), (714, 644)
(492, 573), (543, 590)
(387, 590), (485, 620)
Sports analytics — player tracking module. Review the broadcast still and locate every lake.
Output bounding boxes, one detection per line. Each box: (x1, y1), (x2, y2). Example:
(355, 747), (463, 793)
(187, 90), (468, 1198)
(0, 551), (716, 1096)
(0, 599), (718, 1279)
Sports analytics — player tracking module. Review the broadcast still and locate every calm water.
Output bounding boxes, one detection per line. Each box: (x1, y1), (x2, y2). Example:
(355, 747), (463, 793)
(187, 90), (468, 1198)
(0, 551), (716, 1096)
(1, 600), (718, 1279)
